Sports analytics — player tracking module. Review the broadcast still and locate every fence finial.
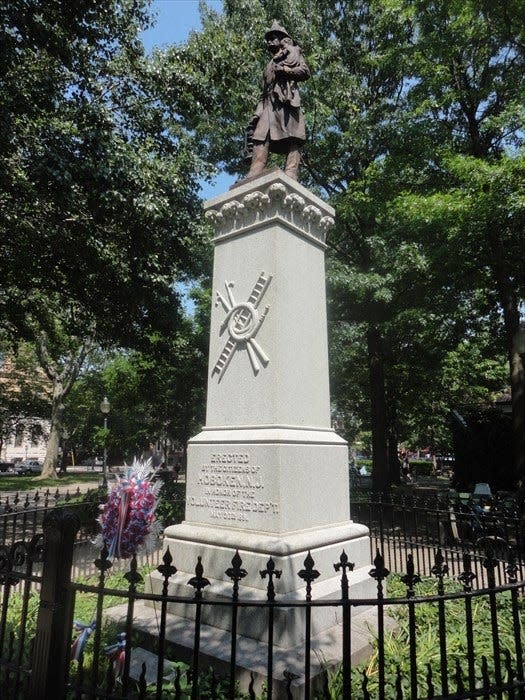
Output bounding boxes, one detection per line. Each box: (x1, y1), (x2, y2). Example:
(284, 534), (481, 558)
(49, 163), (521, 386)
(260, 557), (282, 601)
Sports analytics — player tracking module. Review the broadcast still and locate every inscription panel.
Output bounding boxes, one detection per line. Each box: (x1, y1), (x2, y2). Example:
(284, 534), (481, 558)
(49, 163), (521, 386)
(186, 449), (279, 528)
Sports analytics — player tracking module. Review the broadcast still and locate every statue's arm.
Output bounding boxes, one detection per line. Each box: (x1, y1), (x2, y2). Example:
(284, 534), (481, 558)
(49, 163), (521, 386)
(275, 57), (310, 82)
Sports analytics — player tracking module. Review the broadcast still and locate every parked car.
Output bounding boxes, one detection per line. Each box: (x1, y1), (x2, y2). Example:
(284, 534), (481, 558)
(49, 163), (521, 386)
(0, 461), (15, 473)
(14, 460), (42, 475)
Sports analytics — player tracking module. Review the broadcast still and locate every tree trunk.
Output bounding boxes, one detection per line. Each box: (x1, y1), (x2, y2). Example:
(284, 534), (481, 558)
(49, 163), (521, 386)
(510, 345), (525, 480)
(33, 330), (94, 480)
(39, 385), (65, 479)
(500, 289), (525, 481)
(388, 429), (401, 485)
(491, 243), (525, 482)
(368, 325), (390, 491)
(386, 381), (401, 485)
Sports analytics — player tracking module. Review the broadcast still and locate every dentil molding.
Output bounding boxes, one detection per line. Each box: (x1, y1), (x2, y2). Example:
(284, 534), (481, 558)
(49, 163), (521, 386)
(204, 176), (335, 247)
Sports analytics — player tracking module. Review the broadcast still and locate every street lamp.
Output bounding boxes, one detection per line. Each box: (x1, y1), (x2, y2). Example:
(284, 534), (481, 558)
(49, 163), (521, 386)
(100, 396), (110, 488)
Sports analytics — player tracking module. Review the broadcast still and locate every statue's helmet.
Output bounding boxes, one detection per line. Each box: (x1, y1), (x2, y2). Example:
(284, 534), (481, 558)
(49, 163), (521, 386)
(264, 20), (291, 41)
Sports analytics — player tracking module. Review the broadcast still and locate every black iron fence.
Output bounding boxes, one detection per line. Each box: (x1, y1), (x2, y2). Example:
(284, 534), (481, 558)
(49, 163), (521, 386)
(1, 496), (525, 699)
(0, 487), (95, 546)
(353, 488), (525, 587)
(0, 490), (163, 582)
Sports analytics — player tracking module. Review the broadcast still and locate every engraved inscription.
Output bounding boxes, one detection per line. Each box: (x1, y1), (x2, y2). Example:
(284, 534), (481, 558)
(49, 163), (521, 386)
(188, 452), (279, 523)
(212, 272), (272, 382)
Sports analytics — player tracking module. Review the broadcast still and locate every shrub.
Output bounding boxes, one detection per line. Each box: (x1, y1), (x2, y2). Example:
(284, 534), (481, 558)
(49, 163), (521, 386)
(154, 470), (185, 527)
(319, 574), (524, 698)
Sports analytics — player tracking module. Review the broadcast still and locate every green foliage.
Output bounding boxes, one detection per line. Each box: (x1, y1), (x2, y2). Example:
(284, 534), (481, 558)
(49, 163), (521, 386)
(2, 589), (40, 667)
(144, 660), (236, 699)
(65, 324), (207, 463)
(409, 460), (434, 477)
(0, 0), (207, 346)
(320, 575), (525, 698)
(154, 472), (185, 527)
(0, 0), (212, 478)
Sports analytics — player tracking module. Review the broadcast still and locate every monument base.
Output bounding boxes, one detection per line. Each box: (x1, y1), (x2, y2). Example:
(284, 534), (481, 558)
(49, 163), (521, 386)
(184, 427), (351, 535)
(110, 600), (394, 699)
(145, 524), (377, 697)
(150, 521), (374, 648)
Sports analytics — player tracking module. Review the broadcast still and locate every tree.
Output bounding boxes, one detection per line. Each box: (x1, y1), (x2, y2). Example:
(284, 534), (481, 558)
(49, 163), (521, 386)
(32, 315), (95, 478)
(65, 306), (208, 466)
(395, 154), (525, 478)
(392, 0), (525, 478)
(0, 0), (210, 476)
(157, 0), (522, 488)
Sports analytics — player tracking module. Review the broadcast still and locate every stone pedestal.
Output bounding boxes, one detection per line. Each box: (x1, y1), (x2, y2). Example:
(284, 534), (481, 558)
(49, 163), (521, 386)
(153, 171), (373, 684)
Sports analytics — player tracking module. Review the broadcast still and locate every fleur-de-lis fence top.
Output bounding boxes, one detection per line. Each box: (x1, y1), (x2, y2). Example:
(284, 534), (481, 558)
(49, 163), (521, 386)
(369, 550), (389, 596)
(124, 555), (142, 588)
(95, 544), (113, 575)
(482, 540), (499, 587)
(457, 552), (477, 591)
(400, 553), (421, 596)
(260, 557), (282, 602)
(505, 550), (519, 583)
(187, 556), (210, 598)
(298, 550), (320, 601)
(334, 549), (355, 598)
(430, 548), (448, 592)
(157, 547), (177, 595)
(225, 550), (247, 601)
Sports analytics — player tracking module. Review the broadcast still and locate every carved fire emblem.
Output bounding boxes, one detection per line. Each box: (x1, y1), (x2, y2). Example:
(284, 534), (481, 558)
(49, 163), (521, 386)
(212, 272), (272, 381)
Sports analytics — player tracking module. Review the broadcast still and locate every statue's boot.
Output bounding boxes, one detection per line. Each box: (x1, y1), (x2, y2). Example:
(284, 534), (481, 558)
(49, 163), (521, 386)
(284, 143), (301, 180)
(247, 141), (269, 178)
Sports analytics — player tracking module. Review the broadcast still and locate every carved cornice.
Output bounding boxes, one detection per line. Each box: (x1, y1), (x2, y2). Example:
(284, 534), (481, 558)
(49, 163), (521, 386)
(204, 175), (335, 247)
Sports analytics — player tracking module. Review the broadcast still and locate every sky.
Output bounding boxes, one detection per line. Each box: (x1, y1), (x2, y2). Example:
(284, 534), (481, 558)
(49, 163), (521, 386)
(141, 0), (234, 200)
(141, 0), (222, 51)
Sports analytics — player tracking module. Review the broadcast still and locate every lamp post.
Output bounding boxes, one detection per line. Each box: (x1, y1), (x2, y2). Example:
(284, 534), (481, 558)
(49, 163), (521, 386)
(100, 396), (110, 488)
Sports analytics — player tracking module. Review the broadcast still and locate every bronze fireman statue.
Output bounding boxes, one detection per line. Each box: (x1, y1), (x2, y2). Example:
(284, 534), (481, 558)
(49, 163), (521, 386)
(246, 20), (310, 181)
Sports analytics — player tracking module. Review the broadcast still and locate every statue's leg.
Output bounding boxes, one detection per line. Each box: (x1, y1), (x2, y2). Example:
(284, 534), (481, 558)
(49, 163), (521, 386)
(284, 141), (301, 180)
(247, 140), (269, 178)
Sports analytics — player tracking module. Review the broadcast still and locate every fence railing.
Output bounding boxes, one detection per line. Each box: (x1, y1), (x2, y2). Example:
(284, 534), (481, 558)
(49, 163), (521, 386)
(353, 488), (525, 587)
(2, 499), (525, 699)
(0, 493), (163, 583)
(0, 487), (95, 545)
(0, 486), (91, 512)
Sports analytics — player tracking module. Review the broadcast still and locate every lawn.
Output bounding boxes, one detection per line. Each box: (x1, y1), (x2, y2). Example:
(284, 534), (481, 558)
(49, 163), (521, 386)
(0, 471), (102, 493)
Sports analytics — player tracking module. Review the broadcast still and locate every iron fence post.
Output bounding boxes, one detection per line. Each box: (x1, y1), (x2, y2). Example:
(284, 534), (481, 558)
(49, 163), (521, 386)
(28, 508), (80, 700)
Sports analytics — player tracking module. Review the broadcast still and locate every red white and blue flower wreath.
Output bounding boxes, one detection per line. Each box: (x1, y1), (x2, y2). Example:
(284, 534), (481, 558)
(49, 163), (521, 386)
(72, 459), (163, 663)
(95, 458), (163, 560)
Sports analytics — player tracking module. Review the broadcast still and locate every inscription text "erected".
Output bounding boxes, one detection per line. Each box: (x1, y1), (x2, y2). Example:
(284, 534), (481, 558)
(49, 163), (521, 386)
(188, 452), (279, 524)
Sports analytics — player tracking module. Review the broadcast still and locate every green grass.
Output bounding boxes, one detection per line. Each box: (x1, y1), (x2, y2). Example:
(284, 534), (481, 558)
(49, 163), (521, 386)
(319, 574), (525, 699)
(0, 472), (101, 492)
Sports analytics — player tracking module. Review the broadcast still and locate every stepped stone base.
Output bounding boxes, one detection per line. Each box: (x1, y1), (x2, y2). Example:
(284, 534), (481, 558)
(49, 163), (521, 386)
(146, 521), (374, 650)
(109, 600), (395, 699)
